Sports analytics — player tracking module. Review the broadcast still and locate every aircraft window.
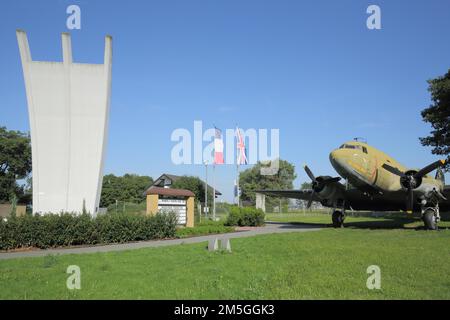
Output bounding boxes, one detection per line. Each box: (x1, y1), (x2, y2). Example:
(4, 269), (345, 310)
(340, 144), (367, 151)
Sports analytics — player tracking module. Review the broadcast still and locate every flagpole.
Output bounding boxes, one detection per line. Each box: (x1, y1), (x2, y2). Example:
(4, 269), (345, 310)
(213, 164), (216, 220)
(236, 126), (240, 207)
(204, 160), (208, 219)
(213, 126), (224, 217)
(237, 162), (240, 207)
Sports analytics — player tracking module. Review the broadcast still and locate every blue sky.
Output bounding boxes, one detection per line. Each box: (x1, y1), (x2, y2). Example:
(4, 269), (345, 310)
(1, 0), (449, 202)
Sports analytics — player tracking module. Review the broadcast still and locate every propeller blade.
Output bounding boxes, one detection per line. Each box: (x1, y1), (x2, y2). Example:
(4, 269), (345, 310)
(406, 188), (414, 213)
(414, 159), (447, 179)
(382, 163), (405, 177)
(306, 191), (314, 209)
(304, 165), (316, 182)
(322, 177), (341, 184)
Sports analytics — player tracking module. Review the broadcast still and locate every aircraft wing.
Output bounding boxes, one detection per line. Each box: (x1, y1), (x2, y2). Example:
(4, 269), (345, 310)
(256, 189), (320, 202)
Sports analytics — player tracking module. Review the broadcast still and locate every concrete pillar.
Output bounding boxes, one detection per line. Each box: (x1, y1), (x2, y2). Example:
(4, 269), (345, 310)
(146, 195), (159, 215)
(256, 193), (266, 213)
(16, 31), (112, 215)
(186, 196), (195, 227)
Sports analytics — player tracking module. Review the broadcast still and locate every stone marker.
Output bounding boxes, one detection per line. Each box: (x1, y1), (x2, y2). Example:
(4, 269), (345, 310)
(208, 238), (219, 252)
(208, 238), (232, 252)
(221, 238), (232, 252)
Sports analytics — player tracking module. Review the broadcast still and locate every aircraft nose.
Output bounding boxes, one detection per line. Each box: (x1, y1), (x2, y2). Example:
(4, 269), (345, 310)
(329, 149), (341, 163)
(329, 149), (348, 174)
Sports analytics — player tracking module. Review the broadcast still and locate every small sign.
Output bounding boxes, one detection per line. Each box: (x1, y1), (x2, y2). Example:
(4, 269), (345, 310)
(158, 199), (186, 206)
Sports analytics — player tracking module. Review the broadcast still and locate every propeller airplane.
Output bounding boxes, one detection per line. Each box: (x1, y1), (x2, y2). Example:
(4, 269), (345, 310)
(258, 140), (449, 230)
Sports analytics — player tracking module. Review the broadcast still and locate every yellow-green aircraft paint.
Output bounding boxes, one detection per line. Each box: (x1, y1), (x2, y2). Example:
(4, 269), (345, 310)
(259, 140), (449, 230)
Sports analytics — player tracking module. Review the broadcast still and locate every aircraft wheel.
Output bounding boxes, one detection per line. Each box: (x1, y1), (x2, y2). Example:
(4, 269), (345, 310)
(332, 210), (344, 228)
(422, 209), (438, 230)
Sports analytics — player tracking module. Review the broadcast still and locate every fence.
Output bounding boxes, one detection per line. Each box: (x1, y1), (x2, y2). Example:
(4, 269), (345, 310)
(0, 204), (27, 218)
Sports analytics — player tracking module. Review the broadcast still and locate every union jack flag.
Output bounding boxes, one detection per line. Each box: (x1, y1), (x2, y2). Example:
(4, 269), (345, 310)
(236, 127), (248, 165)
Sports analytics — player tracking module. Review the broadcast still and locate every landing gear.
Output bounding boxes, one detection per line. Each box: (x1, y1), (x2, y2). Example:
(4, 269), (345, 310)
(332, 210), (344, 228)
(422, 207), (439, 230)
(420, 196), (440, 230)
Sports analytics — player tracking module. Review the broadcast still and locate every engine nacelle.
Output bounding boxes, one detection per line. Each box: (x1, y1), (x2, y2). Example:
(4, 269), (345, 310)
(400, 170), (423, 190)
(314, 176), (345, 200)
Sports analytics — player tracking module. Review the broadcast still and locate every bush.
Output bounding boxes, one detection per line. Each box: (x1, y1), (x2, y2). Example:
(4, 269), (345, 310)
(225, 206), (265, 227)
(0, 212), (177, 251)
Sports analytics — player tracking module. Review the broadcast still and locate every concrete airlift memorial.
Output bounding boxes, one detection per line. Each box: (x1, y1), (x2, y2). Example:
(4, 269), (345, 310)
(16, 30), (112, 215)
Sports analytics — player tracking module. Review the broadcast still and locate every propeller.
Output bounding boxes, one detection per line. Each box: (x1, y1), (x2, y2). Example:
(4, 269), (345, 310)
(304, 165), (341, 209)
(382, 159), (447, 212)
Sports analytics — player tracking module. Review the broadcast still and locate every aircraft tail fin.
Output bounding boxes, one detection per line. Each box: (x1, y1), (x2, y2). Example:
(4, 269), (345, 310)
(435, 168), (445, 184)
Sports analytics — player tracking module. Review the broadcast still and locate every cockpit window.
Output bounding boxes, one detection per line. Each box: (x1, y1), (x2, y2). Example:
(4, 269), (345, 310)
(339, 144), (368, 153)
(340, 144), (358, 150)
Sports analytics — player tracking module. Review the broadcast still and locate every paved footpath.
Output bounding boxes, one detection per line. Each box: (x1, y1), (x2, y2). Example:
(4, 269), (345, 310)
(0, 222), (322, 260)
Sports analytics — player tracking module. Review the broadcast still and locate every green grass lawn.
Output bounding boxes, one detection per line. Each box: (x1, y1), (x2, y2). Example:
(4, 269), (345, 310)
(265, 211), (450, 229)
(1, 222), (450, 299)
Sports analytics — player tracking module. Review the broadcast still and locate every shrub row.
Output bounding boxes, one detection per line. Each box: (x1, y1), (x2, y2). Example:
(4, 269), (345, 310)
(225, 206), (265, 227)
(0, 212), (178, 250)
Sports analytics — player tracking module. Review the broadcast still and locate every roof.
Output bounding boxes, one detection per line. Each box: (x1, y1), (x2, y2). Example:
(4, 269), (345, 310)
(145, 186), (195, 197)
(160, 173), (181, 182)
(153, 174), (181, 186)
(152, 173), (222, 196)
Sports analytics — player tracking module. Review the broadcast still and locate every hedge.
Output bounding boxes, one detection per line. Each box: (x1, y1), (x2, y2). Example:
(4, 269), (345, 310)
(0, 212), (178, 250)
(225, 206), (265, 227)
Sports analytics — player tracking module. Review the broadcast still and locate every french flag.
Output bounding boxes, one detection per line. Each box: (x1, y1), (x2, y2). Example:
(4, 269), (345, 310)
(214, 127), (224, 165)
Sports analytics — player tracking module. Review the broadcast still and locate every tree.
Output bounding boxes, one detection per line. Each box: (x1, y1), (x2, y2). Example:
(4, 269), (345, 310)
(171, 175), (213, 206)
(0, 127), (31, 203)
(99, 174), (153, 207)
(239, 159), (297, 210)
(420, 69), (450, 170)
(300, 182), (312, 190)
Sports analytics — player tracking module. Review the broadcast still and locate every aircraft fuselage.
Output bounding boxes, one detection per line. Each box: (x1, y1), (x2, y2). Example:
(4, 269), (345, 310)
(330, 141), (444, 209)
(329, 141), (444, 197)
